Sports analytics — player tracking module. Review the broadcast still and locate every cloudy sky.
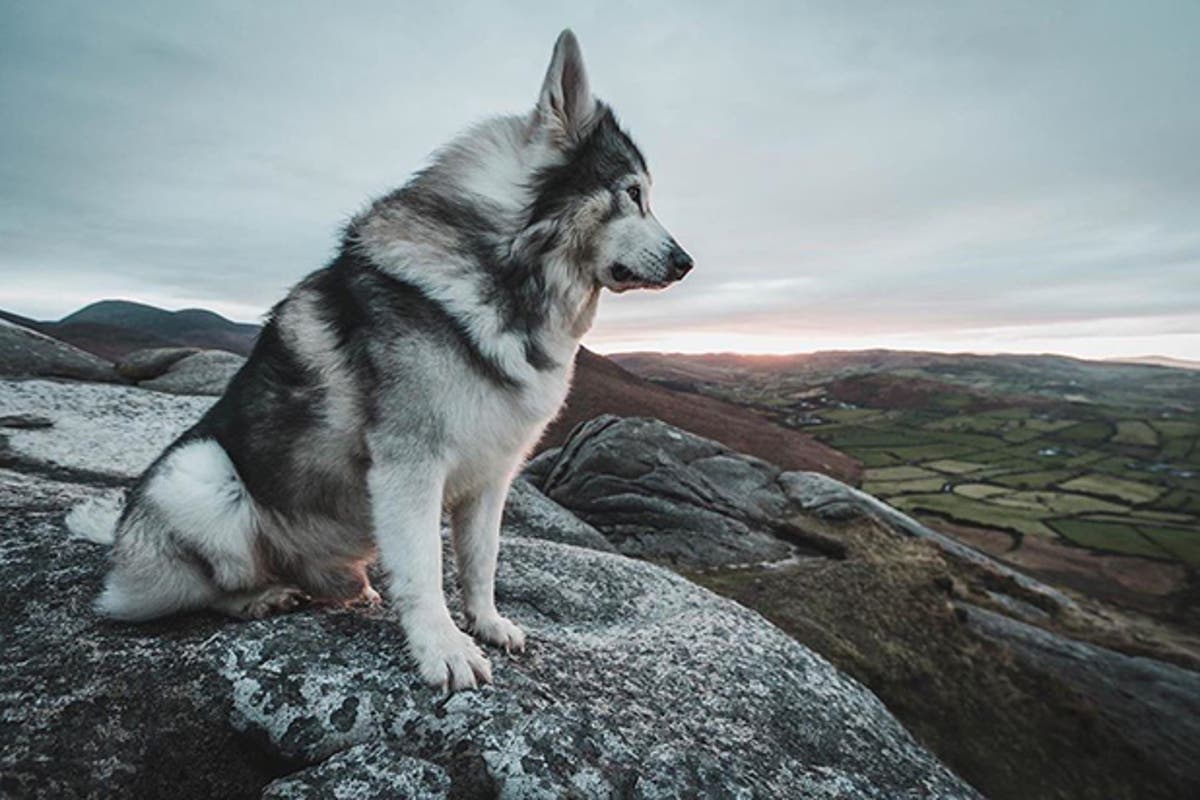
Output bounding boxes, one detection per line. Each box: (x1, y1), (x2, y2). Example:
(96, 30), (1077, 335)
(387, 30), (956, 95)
(2, 1), (1198, 358)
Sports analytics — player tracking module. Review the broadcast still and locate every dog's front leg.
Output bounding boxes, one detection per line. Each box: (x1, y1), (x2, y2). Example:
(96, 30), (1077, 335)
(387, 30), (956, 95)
(368, 458), (491, 691)
(451, 478), (526, 653)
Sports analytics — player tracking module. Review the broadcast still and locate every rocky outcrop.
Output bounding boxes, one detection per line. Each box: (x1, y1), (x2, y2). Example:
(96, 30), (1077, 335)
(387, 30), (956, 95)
(115, 346), (202, 381)
(139, 350), (246, 395)
(0, 379), (976, 798)
(0, 379), (213, 480)
(534, 416), (807, 567)
(531, 415), (1200, 800)
(534, 416), (1060, 592)
(0, 318), (122, 383)
(500, 477), (616, 553)
(0, 483), (977, 799)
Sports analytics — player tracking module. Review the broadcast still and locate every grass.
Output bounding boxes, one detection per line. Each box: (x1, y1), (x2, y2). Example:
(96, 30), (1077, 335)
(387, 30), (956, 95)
(1162, 437), (1195, 461)
(1161, 488), (1200, 515)
(864, 477), (948, 495)
(1112, 420), (1158, 447)
(1151, 419), (1200, 439)
(1058, 474), (1164, 505)
(1048, 518), (1170, 560)
(855, 449), (904, 467)
(886, 443), (984, 460)
(865, 465), (940, 481)
(926, 459), (987, 474)
(1055, 421), (1113, 445)
(953, 483), (1010, 500)
(893, 493), (1054, 537)
(1138, 525), (1200, 566)
(988, 470), (1074, 489)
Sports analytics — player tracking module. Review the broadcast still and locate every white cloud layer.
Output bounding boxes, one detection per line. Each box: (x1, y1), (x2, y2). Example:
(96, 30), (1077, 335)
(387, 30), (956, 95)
(2, 1), (1197, 358)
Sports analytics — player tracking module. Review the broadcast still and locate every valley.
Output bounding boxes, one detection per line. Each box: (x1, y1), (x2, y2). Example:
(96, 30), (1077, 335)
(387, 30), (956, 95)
(614, 350), (1200, 616)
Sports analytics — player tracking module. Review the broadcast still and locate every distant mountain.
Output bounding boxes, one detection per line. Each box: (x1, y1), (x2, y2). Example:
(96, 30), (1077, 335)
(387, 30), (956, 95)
(6, 300), (261, 360)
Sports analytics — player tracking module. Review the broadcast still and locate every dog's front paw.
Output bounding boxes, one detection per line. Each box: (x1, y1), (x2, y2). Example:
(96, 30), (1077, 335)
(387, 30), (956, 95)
(470, 612), (526, 654)
(407, 618), (492, 692)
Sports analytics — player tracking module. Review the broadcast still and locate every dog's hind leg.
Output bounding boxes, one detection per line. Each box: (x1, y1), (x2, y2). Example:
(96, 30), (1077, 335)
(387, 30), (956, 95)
(97, 531), (220, 622)
(97, 439), (270, 622)
(210, 585), (309, 619)
(296, 559), (380, 608)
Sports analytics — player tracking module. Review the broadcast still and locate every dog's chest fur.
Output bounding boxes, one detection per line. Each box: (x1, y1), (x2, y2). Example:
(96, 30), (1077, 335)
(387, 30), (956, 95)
(440, 354), (575, 503)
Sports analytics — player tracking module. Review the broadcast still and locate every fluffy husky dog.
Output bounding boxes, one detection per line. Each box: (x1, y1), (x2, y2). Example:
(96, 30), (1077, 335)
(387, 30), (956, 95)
(84, 30), (691, 690)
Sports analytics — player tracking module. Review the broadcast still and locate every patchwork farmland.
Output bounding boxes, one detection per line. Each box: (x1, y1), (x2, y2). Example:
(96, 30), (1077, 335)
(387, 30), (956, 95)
(613, 350), (1200, 611)
(822, 404), (1199, 566)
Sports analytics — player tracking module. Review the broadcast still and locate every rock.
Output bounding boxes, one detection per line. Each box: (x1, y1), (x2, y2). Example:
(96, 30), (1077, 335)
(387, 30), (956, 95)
(535, 414), (1200, 799)
(959, 603), (1200, 795)
(261, 743), (451, 800)
(0, 470), (975, 799)
(0, 382), (974, 798)
(534, 416), (798, 568)
(779, 470), (1078, 611)
(0, 379), (213, 481)
(520, 446), (560, 485)
(0, 318), (122, 383)
(540, 348), (864, 484)
(0, 413), (53, 429)
(115, 346), (202, 381)
(139, 350), (246, 395)
(501, 477), (616, 553)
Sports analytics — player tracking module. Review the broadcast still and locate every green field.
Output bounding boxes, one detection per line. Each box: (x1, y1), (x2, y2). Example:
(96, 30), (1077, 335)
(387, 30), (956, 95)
(828, 408), (1200, 566)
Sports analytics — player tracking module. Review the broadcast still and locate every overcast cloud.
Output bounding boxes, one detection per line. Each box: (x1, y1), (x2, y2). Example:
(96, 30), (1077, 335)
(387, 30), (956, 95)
(2, 1), (1198, 357)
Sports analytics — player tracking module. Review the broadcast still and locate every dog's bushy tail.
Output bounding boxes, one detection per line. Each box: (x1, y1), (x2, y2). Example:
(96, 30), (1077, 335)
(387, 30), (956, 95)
(65, 494), (123, 545)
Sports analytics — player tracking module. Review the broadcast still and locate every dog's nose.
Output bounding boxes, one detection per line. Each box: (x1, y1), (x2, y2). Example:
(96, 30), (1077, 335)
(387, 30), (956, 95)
(669, 247), (694, 280)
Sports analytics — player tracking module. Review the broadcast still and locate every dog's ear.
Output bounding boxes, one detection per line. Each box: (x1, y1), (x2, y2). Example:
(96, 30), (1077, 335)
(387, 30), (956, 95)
(536, 29), (597, 144)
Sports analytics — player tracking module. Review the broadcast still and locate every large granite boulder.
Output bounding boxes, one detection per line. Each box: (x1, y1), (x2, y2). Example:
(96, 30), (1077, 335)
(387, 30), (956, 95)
(0, 379), (976, 798)
(0, 483), (975, 798)
(0, 318), (121, 383)
(139, 350), (246, 395)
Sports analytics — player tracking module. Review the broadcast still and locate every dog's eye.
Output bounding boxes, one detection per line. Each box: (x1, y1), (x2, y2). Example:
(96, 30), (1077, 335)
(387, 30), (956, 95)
(626, 185), (642, 207)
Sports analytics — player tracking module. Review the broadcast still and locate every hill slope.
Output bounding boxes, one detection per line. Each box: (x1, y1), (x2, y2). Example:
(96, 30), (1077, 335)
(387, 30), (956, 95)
(543, 349), (861, 483)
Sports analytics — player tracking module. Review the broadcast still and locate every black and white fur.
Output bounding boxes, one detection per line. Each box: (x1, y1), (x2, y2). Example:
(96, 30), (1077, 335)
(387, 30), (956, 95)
(76, 30), (692, 691)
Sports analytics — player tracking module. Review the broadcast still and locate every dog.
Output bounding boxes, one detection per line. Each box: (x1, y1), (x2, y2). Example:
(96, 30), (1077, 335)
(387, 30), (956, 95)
(73, 29), (692, 691)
